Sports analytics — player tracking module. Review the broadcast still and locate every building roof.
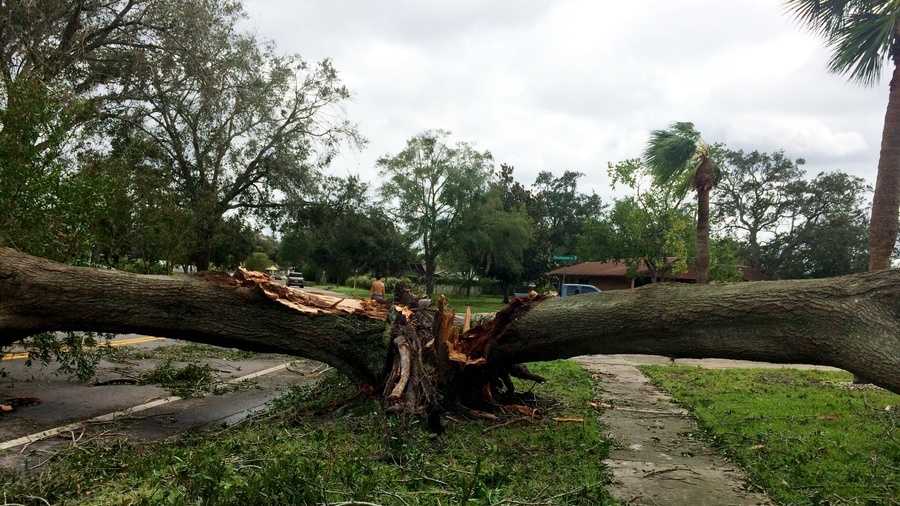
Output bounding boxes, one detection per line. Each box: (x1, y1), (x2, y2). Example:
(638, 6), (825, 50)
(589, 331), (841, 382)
(547, 259), (762, 282)
(547, 260), (631, 277)
(547, 259), (697, 280)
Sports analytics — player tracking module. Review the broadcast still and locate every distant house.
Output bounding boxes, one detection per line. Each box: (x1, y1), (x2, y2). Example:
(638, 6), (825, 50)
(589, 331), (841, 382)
(547, 259), (759, 291)
(547, 260), (692, 291)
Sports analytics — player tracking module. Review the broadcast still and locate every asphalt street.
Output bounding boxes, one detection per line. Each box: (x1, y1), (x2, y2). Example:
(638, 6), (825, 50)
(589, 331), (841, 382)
(0, 335), (324, 471)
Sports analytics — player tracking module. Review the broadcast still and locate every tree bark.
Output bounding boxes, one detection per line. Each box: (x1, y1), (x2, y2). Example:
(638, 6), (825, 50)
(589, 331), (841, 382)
(0, 248), (389, 384)
(424, 256), (436, 297)
(868, 36), (900, 271)
(695, 186), (710, 283)
(748, 231), (761, 277)
(494, 278), (899, 392)
(2, 247), (899, 412)
(694, 156), (715, 284)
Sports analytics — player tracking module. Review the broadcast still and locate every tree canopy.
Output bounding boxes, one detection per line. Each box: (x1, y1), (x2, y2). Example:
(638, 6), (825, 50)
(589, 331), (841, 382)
(0, 0), (885, 297)
(280, 175), (412, 283)
(378, 130), (493, 295)
(117, 1), (358, 270)
(578, 159), (694, 281)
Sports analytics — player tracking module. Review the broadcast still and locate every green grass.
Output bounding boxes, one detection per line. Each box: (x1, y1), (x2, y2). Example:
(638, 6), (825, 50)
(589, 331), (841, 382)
(443, 295), (506, 314)
(110, 343), (257, 363)
(2, 360), (614, 505)
(641, 366), (900, 505)
(324, 285), (506, 314)
(324, 285), (370, 299)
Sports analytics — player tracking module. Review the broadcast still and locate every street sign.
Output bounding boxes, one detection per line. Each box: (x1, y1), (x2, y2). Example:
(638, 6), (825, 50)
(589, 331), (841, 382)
(552, 255), (577, 263)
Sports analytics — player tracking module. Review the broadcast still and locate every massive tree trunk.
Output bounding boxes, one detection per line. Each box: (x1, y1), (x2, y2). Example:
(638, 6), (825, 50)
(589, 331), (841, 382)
(868, 40), (900, 271)
(0, 247), (389, 384)
(2, 247), (899, 419)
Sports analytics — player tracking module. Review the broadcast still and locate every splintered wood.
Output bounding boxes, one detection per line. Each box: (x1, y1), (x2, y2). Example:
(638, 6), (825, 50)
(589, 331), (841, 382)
(383, 305), (439, 415)
(231, 268), (388, 320)
(446, 294), (547, 366)
(440, 300), (487, 366)
(388, 336), (412, 401)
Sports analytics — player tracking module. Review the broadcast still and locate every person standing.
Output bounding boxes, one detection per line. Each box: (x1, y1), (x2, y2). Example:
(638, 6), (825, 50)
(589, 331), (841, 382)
(370, 275), (386, 302)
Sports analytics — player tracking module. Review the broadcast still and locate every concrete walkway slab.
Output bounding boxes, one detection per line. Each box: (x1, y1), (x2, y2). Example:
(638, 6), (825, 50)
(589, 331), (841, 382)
(576, 356), (772, 506)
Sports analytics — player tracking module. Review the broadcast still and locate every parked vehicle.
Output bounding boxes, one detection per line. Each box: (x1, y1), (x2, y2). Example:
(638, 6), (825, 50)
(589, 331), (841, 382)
(286, 271), (305, 288)
(559, 283), (601, 297)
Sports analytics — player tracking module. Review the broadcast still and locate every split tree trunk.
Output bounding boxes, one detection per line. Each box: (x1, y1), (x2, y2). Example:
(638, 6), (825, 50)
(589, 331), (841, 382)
(1, 247), (899, 417)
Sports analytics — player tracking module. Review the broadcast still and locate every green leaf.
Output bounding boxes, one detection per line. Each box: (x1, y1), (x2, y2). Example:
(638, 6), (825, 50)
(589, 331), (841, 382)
(828, 10), (898, 85)
(644, 122), (700, 185)
(785, 0), (900, 85)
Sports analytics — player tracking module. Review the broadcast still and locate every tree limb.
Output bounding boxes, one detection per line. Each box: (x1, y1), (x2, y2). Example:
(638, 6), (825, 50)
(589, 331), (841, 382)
(1, 247), (898, 398)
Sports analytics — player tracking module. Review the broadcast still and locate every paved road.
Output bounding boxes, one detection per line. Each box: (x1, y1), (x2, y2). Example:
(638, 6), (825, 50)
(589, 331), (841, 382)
(0, 335), (324, 471)
(0, 285), (348, 471)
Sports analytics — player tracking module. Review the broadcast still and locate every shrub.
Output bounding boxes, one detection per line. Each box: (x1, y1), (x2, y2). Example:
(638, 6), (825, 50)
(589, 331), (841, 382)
(384, 276), (412, 291)
(243, 252), (273, 272)
(345, 275), (414, 292)
(115, 259), (171, 275)
(345, 274), (372, 289)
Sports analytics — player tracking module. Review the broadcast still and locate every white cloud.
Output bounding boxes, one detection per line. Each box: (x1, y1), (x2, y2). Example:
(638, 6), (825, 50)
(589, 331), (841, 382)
(242, 0), (889, 199)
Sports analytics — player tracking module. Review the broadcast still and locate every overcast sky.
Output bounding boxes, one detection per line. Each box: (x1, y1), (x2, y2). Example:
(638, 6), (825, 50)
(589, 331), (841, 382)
(242, 0), (887, 199)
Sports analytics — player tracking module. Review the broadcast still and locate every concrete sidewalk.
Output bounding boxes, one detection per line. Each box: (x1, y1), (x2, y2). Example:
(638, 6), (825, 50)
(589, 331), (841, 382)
(577, 355), (773, 506)
(577, 353), (842, 371)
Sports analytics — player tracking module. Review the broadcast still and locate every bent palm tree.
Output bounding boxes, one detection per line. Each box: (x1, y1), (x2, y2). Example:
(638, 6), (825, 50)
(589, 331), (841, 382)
(645, 122), (718, 283)
(786, 0), (900, 270)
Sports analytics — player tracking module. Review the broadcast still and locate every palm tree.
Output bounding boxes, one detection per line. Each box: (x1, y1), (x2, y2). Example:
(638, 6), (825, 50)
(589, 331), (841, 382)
(645, 122), (718, 283)
(786, 0), (900, 270)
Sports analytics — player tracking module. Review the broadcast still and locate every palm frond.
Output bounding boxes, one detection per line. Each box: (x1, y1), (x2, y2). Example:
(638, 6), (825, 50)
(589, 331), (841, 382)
(671, 169), (694, 200)
(644, 122), (700, 185)
(828, 10), (898, 85)
(785, 0), (856, 35)
(785, 0), (899, 85)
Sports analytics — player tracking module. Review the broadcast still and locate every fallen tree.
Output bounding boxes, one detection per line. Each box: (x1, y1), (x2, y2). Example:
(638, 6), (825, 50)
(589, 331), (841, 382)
(1, 247), (898, 422)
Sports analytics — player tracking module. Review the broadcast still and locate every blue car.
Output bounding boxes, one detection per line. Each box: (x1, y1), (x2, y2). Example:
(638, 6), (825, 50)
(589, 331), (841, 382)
(560, 284), (602, 297)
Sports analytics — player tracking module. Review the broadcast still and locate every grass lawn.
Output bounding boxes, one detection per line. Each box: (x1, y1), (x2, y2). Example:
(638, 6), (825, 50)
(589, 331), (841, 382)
(442, 294), (506, 314)
(641, 366), (900, 505)
(2, 360), (614, 505)
(109, 342), (257, 362)
(322, 284), (370, 299)
(324, 285), (506, 314)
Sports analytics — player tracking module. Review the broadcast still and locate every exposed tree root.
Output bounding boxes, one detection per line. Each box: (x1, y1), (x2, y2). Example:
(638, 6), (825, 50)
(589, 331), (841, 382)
(381, 291), (552, 429)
